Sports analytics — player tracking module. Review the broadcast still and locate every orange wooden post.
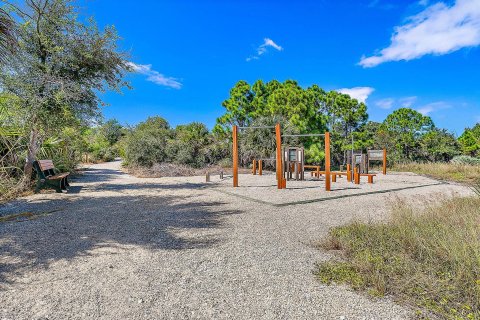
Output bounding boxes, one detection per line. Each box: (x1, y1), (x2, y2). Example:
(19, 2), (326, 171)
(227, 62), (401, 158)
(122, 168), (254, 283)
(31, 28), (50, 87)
(325, 132), (331, 191)
(252, 159), (257, 175)
(383, 148), (387, 175)
(275, 123), (284, 189)
(258, 160), (262, 175)
(347, 164), (351, 182)
(233, 125), (239, 187)
(332, 173), (336, 183)
(354, 167), (359, 184)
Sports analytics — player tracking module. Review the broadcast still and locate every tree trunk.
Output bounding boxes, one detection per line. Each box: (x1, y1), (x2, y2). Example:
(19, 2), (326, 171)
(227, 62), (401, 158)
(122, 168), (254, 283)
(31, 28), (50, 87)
(24, 128), (40, 179)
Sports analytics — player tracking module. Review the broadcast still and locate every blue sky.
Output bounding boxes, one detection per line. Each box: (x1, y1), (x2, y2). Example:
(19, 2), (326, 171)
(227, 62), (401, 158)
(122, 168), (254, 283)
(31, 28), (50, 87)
(83, 0), (480, 135)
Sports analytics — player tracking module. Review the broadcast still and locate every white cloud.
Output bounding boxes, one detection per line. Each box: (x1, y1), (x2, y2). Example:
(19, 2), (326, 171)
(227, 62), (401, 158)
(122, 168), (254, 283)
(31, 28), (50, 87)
(127, 62), (182, 89)
(400, 96), (417, 108)
(247, 38), (283, 61)
(416, 101), (450, 115)
(359, 0), (480, 67)
(337, 87), (375, 103)
(375, 98), (395, 109)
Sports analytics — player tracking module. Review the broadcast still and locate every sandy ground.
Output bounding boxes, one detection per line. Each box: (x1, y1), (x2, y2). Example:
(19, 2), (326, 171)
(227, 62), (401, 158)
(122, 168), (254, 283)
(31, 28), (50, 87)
(0, 161), (473, 320)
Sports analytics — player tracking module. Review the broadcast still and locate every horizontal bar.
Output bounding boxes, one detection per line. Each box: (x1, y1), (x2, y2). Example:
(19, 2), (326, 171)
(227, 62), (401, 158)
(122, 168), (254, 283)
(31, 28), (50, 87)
(237, 126), (276, 129)
(282, 134), (325, 137)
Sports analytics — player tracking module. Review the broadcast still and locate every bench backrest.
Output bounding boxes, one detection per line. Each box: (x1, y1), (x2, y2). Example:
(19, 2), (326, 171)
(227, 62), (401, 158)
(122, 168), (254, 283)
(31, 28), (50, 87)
(33, 160), (56, 178)
(38, 160), (55, 171)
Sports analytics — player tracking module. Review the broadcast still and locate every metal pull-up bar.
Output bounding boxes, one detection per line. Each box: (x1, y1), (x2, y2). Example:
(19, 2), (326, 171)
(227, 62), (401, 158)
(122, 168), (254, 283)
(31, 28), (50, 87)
(282, 133), (326, 137)
(238, 126), (276, 129)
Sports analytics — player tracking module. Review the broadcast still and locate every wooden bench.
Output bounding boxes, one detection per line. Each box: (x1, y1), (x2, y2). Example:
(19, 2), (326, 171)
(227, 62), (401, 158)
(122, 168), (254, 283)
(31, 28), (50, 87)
(356, 173), (376, 184)
(331, 171), (349, 182)
(304, 165), (321, 177)
(33, 160), (70, 193)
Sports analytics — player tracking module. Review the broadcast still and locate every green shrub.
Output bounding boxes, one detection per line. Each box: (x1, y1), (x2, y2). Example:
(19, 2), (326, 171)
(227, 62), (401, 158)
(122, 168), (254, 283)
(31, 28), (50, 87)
(168, 122), (210, 168)
(217, 158), (232, 168)
(124, 116), (172, 167)
(451, 155), (480, 166)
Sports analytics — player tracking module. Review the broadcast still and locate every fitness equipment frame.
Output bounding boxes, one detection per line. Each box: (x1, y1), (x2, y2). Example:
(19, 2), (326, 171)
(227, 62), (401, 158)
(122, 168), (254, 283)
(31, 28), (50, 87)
(232, 124), (332, 191)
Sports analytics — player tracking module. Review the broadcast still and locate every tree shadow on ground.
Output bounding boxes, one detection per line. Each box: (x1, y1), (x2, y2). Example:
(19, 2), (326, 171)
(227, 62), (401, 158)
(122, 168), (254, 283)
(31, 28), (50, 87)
(0, 191), (241, 286)
(87, 182), (206, 192)
(74, 167), (127, 183)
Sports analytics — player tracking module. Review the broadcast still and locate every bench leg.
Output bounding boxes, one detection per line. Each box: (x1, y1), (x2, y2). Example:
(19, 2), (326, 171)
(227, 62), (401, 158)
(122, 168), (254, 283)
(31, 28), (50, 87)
(332, 174), (337, 182)
(35, 182), (41, 194)
(368, 176), (373, 184)
(61, 178), (67, 190)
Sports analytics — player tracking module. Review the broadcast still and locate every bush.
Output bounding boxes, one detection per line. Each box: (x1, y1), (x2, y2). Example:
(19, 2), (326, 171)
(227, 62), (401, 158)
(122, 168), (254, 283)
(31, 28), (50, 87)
(168, 122), (210, 168)
(82, 120), (125, 163)
(451, 155), (480, 166)
(316, 196), (480, 319)
(217, 158), (232, 168)
(124, 116), (172, 167)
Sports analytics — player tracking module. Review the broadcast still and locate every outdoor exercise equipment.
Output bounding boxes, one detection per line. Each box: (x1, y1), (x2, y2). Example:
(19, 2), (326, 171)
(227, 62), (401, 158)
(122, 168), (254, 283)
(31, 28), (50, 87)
(367, 149), (387, 175)
(232, 124), (286, 189)
(232, 124), (332, 191)
(347, 148), (387, 176)
(283, 146), (304, 181)
(252, 159), (267, 175)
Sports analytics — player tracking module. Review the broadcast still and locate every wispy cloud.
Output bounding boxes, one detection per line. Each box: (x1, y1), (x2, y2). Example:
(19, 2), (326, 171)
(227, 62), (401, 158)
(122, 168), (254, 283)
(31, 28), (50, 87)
(417, 101), (451, 115)
(246, 38), (283, 62)
(127, 62), (182, 89)
(337, 87), (375, 103)
(400, 96), (417, 108)
(359, 0), (480, 67)
(375, 98), (395, 109)
(374, 96), (418, 109)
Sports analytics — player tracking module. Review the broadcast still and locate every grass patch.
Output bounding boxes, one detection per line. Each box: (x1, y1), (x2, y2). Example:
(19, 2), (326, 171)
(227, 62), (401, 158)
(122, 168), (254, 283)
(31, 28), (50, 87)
(315, 196), (480, 319)
(391, 162), (480, 184)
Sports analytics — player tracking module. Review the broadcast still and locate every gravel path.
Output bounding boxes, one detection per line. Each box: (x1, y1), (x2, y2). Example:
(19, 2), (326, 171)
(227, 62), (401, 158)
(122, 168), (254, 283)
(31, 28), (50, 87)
(0, 161), (473, 319)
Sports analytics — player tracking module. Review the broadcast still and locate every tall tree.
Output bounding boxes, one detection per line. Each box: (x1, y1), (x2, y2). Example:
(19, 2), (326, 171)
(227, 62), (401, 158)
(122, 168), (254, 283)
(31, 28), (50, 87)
(0, 0), (129, 177)
(419, 128), (459, 162)
(323, 91), (369, 164)
(383, 108), (434, 160)
(216, 80), (254, 129)
(458, 124), (480, 157)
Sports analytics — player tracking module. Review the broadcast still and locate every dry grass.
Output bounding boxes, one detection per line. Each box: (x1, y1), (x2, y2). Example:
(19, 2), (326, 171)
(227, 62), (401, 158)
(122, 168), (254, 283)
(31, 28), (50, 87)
(316, 196), (480, 319)
(391, 162), (480, 184)
(0, 174), (31, 203)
